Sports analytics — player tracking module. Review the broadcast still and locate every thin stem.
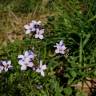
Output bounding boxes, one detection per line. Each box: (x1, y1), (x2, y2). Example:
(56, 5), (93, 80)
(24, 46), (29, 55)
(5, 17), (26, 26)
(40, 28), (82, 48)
(79, 36), (83, 65)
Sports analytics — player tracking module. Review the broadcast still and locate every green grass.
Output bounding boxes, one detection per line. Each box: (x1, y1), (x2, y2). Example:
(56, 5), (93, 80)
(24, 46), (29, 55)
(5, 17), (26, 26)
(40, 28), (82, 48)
(0, 0), (96, 96)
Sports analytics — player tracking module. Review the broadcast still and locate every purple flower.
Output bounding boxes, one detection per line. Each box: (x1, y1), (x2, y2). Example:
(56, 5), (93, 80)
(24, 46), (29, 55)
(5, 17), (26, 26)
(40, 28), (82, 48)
(36, 60), (47, 77)
(54, 40), (66, 54)
(35, 29), (44, 39)
(24, 24), (35, 34)
(24, 20), (41, 34)
(2, 60), (13, 72)
(18, 50), (35, 70)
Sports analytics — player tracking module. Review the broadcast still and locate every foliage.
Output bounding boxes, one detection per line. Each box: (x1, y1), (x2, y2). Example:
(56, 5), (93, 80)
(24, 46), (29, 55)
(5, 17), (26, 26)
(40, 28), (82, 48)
(0, 0), (96, 96)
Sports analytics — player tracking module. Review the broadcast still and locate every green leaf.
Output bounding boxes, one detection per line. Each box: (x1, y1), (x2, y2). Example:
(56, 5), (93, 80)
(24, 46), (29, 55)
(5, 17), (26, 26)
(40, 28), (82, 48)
(70, 70), (77, 78)
(64, 87), (72, 96)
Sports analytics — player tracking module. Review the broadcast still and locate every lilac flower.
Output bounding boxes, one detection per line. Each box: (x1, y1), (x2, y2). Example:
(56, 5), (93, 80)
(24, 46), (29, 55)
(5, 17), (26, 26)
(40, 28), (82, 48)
(24, 20), (41, 34)
(35, 29), (44, 39)
(36, 60), (47, 77)
(24, 24), (34, 34)
(18, 50), (35, 70)
(54, 40), (66, 54)
(2, 60), (13, 72)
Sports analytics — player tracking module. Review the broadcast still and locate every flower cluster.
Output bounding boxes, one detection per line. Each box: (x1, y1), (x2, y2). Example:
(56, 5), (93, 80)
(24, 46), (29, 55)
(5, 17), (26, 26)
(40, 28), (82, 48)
(18, 50), (35, 71)
(18, 50), (47, 77)
(0, 20), (67, 78)
(0, 60), (13, 73)
(24, 20), (44, 39)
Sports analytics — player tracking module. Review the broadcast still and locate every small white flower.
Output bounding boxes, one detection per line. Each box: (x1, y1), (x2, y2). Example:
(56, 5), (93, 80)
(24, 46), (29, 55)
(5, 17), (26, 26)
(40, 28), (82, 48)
(20, 64), (27, 71)
(24, 20), (41, 34)
(36, 60), (47, 77)
(24, 23), (35, 34)
(24, 50), (35, 60)
(2, 60), (13, 72)
(18, 50), (35, 70)
(54, 40), (66, 54)
(35, 29), (44, 39)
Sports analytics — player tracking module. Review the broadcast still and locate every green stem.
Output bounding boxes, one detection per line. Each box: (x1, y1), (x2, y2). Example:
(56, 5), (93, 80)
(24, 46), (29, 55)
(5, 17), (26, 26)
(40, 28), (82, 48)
(79, 36), (83, 65)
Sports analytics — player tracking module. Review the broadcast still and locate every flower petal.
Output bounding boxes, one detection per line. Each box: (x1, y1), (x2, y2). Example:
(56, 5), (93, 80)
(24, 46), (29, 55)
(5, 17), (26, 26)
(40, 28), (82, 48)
(60, 50), (64, 54)
(36, 68), (41, 73)
(55, 49), (59, 54)
(18, 55), (24, 59)
(24, 51), (29, 57)
(42, 65), (47, 70)
(28, 55), (35, 60)
(2, 61), (7, 66)
(27, 62), (34, 68)
(31, 28), (36, 32)
(7, 61), (11, 65)
(39, 29), (44, 34)
(39, 35), (44, 39)
(31, 20), (37, 24)
(40, 60), (43, 67)
(62, 45), (66, 50)
(37, 21), (41, 25)
(21, 65), (27, 71)
(60, 40), (63, 45)
(4, 68), (8, 72)
(24, 24), (30, 29)
(18, 60), (25, 65)
(41, 71), (45, 77)
(35, 34), (39, 38)
(8, 65), (13, 69)
(25, 30), (31, 34)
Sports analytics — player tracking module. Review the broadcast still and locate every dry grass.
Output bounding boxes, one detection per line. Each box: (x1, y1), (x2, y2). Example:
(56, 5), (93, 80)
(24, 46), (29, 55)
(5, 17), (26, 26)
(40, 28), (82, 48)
(0, 10), (57, 47)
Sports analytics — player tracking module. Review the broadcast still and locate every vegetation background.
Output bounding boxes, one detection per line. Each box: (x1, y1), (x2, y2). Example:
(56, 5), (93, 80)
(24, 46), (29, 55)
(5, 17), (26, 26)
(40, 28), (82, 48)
(0, 0), (96, 96)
